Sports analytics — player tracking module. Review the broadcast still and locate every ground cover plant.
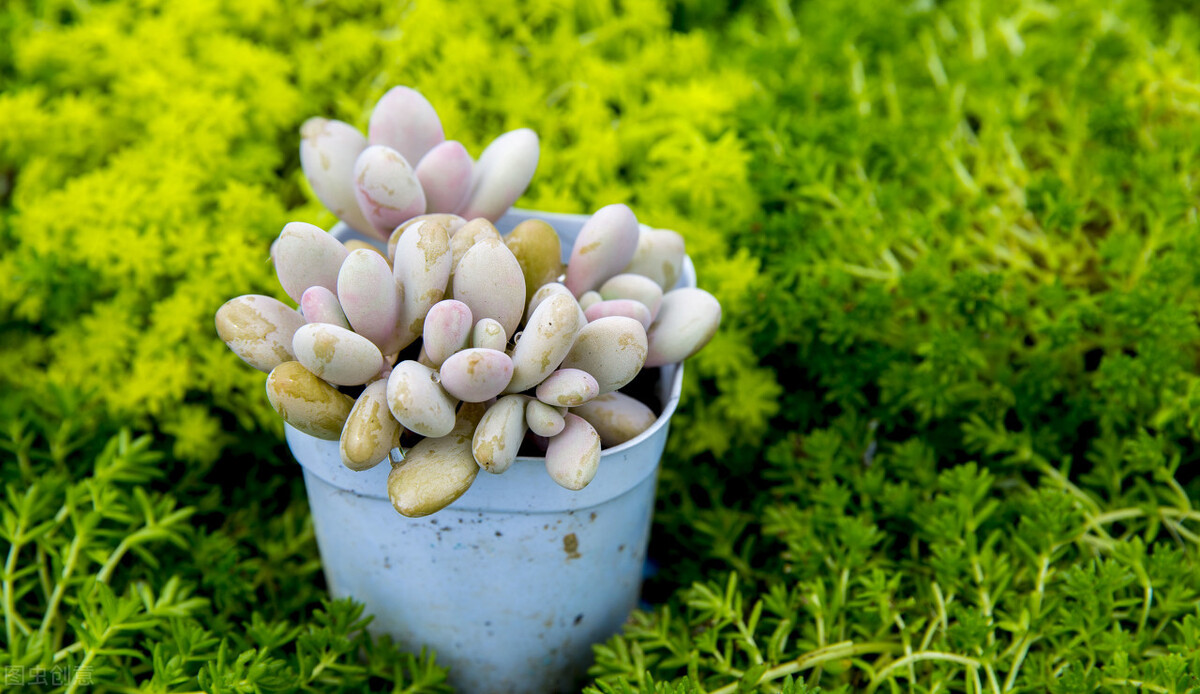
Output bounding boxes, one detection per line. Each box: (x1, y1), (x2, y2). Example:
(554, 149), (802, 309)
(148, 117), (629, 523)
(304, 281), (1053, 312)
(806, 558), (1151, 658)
(588, 0), (1200, 691)
(3, 0), (1200, 691)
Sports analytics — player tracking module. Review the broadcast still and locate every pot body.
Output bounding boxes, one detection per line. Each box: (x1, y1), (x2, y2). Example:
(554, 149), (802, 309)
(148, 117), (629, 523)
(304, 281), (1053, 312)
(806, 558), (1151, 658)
(287, 209), (694, 694)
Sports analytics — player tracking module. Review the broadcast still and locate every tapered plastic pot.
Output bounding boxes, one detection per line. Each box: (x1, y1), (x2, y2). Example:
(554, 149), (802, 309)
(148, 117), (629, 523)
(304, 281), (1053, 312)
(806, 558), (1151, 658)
(286, 209), (695, 694)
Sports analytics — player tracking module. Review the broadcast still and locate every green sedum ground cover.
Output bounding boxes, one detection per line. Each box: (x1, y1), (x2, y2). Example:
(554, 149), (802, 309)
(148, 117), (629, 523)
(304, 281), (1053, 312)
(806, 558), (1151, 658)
(3, 0), (1200, 691)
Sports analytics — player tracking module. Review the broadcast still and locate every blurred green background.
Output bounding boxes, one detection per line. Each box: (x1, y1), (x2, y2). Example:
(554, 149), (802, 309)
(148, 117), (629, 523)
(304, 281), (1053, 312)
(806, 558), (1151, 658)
(3, 0), (1200, 691)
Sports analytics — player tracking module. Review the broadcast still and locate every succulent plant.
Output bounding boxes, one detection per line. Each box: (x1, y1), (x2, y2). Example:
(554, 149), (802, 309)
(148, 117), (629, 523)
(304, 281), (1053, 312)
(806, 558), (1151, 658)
(300, 86), (540, 240)
(216, 87), (721, 517)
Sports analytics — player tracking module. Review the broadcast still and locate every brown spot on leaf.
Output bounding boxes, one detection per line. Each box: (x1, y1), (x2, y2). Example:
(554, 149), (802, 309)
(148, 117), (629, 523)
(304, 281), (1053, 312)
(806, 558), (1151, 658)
(311, 330), (337, 364)
(267, 362), (353, 439)
(343, 398), (387, 464)
(416, 223), (449, 266)
(301, 117), (332, 141)
(217, 301), (274, 342)
(473, 435), (497, 466)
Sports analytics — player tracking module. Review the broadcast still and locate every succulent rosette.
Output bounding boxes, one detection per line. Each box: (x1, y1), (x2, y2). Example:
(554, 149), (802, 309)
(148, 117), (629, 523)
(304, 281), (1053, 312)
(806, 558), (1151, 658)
(299, 85), (539, 240)
(216, 87), (721, 517)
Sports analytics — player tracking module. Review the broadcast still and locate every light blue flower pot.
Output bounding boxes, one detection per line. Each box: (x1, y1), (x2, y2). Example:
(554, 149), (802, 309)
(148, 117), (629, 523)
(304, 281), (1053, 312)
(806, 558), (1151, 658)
(286, 210), (694, 694)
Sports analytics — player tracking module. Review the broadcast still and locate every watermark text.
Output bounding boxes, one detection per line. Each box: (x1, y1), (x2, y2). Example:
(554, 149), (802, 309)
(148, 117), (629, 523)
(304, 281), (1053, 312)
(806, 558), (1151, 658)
(5, 665), (93, 687)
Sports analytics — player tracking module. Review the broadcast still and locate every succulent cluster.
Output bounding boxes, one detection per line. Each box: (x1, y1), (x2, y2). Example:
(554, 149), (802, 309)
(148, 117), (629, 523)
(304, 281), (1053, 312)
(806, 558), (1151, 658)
(300, 85), (539, 238)
(216, 88), (721, 517)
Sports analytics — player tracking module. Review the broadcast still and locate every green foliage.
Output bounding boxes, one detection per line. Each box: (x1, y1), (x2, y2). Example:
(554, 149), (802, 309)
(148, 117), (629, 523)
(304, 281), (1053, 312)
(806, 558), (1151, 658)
(599, 0), (1200, 692)
(597, 0), (1200, 686)
(596, 449), (1200, 691)
(0, 0), (318, 462)
(0, 411), (450, 692)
